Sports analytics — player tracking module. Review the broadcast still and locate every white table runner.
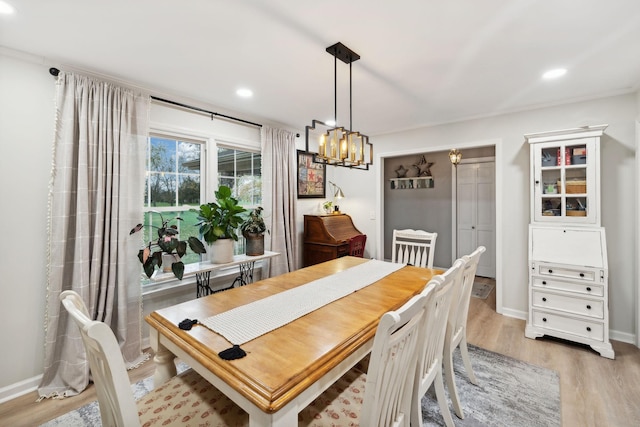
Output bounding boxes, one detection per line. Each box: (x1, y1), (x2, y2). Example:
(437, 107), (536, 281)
(201, 259), (405, 345)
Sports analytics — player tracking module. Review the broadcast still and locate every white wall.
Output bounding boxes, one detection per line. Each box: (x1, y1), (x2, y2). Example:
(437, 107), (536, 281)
(0, 48), (637, 401)
(0, 51), (55, 396)
(363, 95), (637, 341)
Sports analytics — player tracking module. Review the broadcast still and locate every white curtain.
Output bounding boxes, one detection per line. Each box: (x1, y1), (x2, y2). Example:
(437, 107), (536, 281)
(261, 126), (297, 275)
(38, 72), (149, 398)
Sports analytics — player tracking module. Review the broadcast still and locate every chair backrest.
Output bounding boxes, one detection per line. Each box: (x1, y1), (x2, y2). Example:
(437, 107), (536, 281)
(349, 233), (367, 257)
(360, 288), (428, 426)
(415, 258), (464, 390)
(60, 291), (140, 427)
(391, 228), (438, 268)
(447, 246), (486, 342)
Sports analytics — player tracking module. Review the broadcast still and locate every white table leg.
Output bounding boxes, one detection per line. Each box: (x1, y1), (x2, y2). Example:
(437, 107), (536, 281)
(149, 328), (177, 387)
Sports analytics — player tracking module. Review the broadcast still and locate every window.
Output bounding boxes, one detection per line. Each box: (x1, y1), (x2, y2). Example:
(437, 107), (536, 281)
(143, 135), (204, 268)
(217, 145), (262, 254)
(218, 146), (262, 206)
(140, 135), (263, 284)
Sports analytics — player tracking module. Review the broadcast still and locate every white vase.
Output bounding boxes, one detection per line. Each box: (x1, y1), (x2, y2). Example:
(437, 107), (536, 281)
(209, 239), (234, 264)
(161, 253), (180, 272)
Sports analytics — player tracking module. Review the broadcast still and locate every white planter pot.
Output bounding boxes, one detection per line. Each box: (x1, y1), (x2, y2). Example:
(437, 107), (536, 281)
(209, 239), (234, 264)
(161, 253), (180, 272)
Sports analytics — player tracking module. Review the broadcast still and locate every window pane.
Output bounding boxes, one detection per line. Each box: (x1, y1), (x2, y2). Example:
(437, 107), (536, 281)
(217, 146), (261, 206)
(218, 147), (235, 176)
(148, 137), (201, 208)
(236, 151), (253, 177)
(178, 175), (200, 206)
(150, 138), (177, 173)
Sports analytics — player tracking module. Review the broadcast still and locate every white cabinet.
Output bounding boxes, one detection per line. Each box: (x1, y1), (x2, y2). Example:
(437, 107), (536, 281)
(524, 125), (613, 359)
(526, 125), (604, 225)
(525, 226), (613, 358)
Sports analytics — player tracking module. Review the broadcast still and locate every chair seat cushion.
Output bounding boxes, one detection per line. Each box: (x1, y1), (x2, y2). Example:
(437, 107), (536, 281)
(137, 368), (249, 426)
(298, 367), (366, 426)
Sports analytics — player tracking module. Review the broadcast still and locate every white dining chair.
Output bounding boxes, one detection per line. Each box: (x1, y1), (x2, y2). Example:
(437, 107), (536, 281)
(443, 246), (486, 419)
(411, 258), (465, 427)
(299, 287), (430, 426)
(392, 228), (438, 268)
(59, 290), (249, 427)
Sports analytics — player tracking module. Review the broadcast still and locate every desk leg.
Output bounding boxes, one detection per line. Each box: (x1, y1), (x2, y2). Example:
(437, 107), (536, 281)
(196, 270), (213, 297)
(149, 328), (176, 387)
(232, 261), (256, 287)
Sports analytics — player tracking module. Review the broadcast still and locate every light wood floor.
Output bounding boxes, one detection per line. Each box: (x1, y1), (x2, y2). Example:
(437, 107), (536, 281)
(1, 280), (639, 426)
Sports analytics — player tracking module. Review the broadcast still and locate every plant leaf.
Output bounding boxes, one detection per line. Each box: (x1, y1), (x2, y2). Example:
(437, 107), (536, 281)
(176, 240), (187, 257)
(172, 261), (185, 280)
(188, 236), (207, 254)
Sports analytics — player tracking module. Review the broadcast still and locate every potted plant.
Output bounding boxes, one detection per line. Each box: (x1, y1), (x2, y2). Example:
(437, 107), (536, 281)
(322, 200), (333, 214)
(130, 212), (206, 280)
(240, 207), (267, 256)
(196, 185), (246, 263)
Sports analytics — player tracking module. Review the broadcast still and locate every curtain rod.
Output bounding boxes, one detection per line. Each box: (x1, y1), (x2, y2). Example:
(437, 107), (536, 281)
(48, 67), (263, 129)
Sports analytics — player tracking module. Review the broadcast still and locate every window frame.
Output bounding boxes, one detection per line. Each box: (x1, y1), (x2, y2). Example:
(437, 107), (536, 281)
(141, 127), (263, 290)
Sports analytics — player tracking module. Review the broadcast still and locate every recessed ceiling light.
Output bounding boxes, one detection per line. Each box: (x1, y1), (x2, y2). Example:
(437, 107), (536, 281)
(236, 88), (253, 98)
(0, 1), (15, 14)
(542, 68), (567, 80)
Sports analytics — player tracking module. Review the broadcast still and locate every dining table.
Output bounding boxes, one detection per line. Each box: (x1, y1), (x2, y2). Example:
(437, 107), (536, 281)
(145, 255), (442, 427)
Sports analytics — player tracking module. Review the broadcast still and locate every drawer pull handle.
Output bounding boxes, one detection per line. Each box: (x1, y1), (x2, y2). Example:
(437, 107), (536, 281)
(542, 317), (547, 322)
(579, 273), (585, 277)
(586, 327), (592, 332)
(586, 305), (591, 310)
(542, 281), (547, 285)
(586, 287), (592, 292)
(542, 297), (547, 302)
(548, 269), (553, 273)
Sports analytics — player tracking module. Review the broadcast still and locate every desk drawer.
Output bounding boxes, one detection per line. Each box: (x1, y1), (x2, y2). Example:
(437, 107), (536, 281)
(532, 290), (603, 319)
(537, 265), (595, 281)
(532, 310), (604, 341)
(532, 277), (604, 297)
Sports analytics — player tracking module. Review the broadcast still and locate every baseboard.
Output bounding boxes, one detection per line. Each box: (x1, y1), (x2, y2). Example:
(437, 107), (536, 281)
(610, 329), (636, 345)
(0, 374), (42, 404)
(500, 307), (527, 320)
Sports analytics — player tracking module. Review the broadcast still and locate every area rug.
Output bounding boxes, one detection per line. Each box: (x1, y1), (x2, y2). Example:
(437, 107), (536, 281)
(471, 281), (495, 299)
(421, 345), (560, 426)
(41, 346), (559, 427)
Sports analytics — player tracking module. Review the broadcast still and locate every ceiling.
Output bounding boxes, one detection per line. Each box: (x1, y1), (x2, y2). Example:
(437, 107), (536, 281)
(2, 0), (640, 136)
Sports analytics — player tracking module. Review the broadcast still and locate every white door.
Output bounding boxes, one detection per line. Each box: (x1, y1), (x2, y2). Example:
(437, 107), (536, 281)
(456, 161), (496, 278)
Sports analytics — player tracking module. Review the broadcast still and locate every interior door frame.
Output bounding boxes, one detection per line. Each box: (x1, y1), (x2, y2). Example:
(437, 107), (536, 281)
(376, 138), (504, 314)
(451, 156), (496, 277)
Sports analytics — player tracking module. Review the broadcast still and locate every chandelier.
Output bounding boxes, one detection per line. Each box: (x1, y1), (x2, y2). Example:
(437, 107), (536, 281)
(305, 42), (373, 170)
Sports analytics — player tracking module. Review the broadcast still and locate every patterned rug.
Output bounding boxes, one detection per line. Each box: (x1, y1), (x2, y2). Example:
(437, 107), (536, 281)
(41, 345), (559, 427)
(421, 345), (560, 426)
(471, 281), (495, 299)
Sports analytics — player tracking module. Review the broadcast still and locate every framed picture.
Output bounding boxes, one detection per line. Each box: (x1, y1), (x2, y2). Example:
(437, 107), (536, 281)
(297, 150), (326, 198)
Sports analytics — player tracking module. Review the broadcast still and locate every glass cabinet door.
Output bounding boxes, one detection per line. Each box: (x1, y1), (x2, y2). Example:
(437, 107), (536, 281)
(532, 138), (595, 224)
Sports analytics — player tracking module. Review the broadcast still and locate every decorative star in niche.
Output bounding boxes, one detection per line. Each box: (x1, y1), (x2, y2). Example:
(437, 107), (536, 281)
(413, 155), (434, 176)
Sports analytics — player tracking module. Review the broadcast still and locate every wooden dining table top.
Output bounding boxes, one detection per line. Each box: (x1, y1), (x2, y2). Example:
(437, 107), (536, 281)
(145, 256), (442, 414)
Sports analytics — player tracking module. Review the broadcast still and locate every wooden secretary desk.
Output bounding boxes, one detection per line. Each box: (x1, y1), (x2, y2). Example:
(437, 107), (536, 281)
(303, 214), (363, 267)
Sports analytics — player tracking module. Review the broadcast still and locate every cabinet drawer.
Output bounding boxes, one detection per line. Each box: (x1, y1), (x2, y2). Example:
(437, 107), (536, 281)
(537, 265), (595, 282)
(532, 310), (604, 341)
(532, 290), (603, 318)
(532, 277), (604, 297)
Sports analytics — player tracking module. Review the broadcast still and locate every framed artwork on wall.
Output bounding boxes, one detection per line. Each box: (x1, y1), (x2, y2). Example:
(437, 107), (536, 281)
(297, 150), (326, 198)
